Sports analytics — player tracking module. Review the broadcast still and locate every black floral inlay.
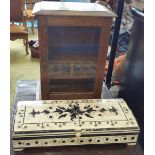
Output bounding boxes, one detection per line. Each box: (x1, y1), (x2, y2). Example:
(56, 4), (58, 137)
(100, 106), (118, 115)
(30, 109), (50, 117)
(30, 109), (40, 117)
(42, 110), (50, 114)
(109, 106), (118, 115)
(54, 104), (96, 121)
(29, 105), (118, 120)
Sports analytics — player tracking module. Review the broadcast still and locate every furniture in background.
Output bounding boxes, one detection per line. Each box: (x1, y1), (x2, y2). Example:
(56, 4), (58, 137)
(24, 0), (36, 34)
(10, 24), (29, 55)
(28, 40), (40, 58)
(10, 0), (29, 55)
(10, 0), (24, 22)
(33, 1), (115, 100)
(118, 8), (144, 149)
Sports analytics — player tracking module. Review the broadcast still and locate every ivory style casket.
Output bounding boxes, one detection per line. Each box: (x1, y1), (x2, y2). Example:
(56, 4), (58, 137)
(12, 99), (140, 151)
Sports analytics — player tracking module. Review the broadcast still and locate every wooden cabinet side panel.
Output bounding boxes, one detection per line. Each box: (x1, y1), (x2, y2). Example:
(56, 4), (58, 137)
(94, 18), (113, 98)
(38, 16), (49, 99)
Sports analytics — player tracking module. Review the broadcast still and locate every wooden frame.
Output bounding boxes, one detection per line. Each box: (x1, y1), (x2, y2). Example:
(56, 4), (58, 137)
(25, 0), (35, 34)
(34, 2), (116, 100)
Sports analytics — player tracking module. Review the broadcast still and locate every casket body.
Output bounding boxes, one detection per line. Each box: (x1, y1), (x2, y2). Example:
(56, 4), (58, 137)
(12, 99), (139, 151)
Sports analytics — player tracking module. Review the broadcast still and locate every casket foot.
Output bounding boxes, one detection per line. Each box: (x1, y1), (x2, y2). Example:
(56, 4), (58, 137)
(127, 142), (136, 147)
(14, 148), (24, 152)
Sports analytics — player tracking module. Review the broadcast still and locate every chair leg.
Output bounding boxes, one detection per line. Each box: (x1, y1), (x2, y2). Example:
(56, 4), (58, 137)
(25, 38), (29, 55)
(23, 39), (26, 46)
(23, 22), (27, 31)
(31, 20), (34, 34)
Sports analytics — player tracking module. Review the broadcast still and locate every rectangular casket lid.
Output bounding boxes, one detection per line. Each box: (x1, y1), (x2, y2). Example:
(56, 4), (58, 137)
(32, 1), (116, 17)
(13, 99), (139, 136)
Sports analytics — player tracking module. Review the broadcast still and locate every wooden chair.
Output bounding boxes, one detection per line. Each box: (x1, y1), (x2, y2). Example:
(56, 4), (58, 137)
(10, 0), (29, 55)
(25, 0), (35, 34)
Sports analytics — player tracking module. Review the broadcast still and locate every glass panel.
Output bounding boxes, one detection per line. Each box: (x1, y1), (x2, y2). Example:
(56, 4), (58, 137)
(47, 26), (101, 94)
(47, 26), (101, 61)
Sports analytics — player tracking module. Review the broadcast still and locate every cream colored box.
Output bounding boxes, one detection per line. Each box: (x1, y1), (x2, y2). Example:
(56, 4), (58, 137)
(12, 99), (140, 151)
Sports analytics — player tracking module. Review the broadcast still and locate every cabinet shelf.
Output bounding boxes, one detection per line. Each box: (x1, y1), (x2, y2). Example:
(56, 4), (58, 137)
(48, 50), (98, 61)
(49, 79), (95, 93)
(49, 77), (96, 80)
(47, 61), (96, 80)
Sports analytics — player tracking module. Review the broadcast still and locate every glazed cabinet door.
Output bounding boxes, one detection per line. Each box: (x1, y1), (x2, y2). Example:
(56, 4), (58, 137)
(39, 16), (112, 99)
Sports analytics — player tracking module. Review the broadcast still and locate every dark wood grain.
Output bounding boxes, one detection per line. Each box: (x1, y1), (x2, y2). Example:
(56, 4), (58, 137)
(47, 16), (110, 27)
(10, 0), (25, 22)
(38, 16), (50, 99)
